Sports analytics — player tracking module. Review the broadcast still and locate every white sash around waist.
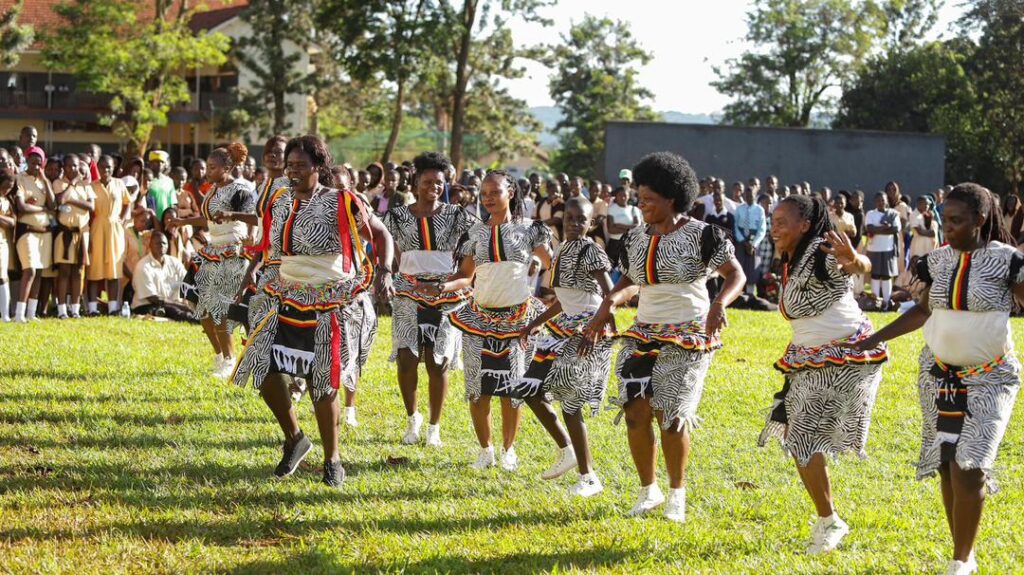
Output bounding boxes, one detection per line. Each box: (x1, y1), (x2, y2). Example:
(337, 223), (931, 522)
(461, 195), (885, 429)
(924, 309), (1012, 366)
(554, 287), (601, 316)
(474, 261), (531, 308)
(400, 250), (454, 276)
(637, 282), (708, 324)
(208, 221), (248, 247)
(790, 294), (864, 347)
(280, 254), (354, 284)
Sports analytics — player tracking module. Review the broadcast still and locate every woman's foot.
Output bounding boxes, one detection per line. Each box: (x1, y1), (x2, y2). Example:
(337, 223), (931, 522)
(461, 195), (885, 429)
(664, 487), (686, 523)
(343, 406), (358, 427)
(274, 431), (312, 478)
(401, 412), (423, 444)
(214, 356), (234, 379)
(500, 445), (519, 472)
(569, 472), (603, 497)
(425, 423), (443, 447)
(322, 459), (345, 487)
(628, 483), (665, 517)
(806, 514), (849, 554)
(540, 445), (576, 480)
(470, 445), (496, 469)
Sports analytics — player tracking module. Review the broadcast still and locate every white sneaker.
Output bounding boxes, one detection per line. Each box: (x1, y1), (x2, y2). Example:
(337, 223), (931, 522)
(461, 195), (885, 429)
(215, 356), (234, 379)
(425, 424), (442, 447)
(344, 406), (358, 427)
(806, 514), (850, 555)
(470, 445), (496, 469)
(500, 445), (519, 471)
(541, 445), (577, 480)
(401, 412), (423, 445)
(664, 487), (686, 523)
(569, 472), (603, 497)
(212, 355), (227, 376)
(628, 483), (665, 517)
(943, 553), (978, 575)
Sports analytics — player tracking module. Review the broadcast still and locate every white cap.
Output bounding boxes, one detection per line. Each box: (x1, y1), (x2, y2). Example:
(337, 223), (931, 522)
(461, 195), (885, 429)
(122, 175), (139, 188)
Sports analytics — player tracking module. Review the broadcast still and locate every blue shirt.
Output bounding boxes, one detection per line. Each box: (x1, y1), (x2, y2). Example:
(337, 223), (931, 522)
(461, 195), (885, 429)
(734, 202), (766, 247)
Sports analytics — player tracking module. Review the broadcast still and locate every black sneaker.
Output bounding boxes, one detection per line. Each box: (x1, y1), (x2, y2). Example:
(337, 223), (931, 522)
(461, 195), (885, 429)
(322, 459), (345, 487)
(274, 431), (312, 478)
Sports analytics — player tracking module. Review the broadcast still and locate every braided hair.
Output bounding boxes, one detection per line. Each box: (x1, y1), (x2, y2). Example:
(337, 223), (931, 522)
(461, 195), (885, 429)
(946, 183), (1013, 245)
(484, 169), (524, 222)
(779, 194), (836, 282)
(284, 135), (334, 187)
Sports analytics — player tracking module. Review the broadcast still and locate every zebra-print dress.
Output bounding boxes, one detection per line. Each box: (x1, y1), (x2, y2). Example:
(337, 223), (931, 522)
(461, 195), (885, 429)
(757, 238), (888, 466)
(613, 220), (734, 432)
(515, 238), (613, 415)
(915, 242), (1022, 483)
(181, 179), (256, 325)
(451, 219), (551, 402)
(239, 176), (291, 332)
(232, 187), (373, 401)
(382, 204), (475, 367)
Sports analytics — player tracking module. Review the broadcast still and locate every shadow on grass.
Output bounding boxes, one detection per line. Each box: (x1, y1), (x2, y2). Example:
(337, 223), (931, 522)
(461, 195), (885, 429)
(217, 546), (635, 575)
(0, 368), (185, 383)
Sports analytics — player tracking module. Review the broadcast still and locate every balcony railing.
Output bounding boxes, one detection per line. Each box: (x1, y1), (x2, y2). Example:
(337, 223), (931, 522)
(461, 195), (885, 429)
(0, 89), (237, 116)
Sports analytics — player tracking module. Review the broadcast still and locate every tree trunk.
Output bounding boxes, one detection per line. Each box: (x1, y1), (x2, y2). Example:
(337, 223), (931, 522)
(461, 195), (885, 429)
(274, 88), (286, 136)
(449, 0), (478, 171)
(383, 77), (406, 163)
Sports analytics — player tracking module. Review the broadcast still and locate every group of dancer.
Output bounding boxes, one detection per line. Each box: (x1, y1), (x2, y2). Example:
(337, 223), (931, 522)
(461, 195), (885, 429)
(176, 134), (1016, 575)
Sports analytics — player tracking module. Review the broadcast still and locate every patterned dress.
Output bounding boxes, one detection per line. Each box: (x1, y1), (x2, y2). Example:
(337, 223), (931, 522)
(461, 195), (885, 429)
(383, 203), (475, 367)
(914, 242), (1022, 483)
(232, 187), (373, 401)
(238, 176), (290, 331)
(517, 238), (613, 416)
(757, 238), (888, 465)
(613, 220), (734, 432)
(451, 219), (551, 402)
(181, 180), (256, 324)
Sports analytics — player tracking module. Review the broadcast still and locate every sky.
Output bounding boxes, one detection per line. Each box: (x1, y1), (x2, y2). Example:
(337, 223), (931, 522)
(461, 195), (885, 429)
(506, 0), (968, 114)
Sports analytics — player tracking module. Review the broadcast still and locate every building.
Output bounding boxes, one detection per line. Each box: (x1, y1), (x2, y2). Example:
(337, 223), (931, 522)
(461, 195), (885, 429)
(0, 0), (309, 164)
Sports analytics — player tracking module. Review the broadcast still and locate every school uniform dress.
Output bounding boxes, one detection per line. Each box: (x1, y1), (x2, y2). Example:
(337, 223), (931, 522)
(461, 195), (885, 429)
(53, 178), (95, 266)
(613, 220), (734, 431)
(88, 178), (130, 281)
(451, 219), (551, 402)
(180, 180), (255, 324)
(0, 195), (12, 281)
(14, 172), (53, 271)
(232, 188), (373, 401)
(864, 208), (901, 278)
(757, 238), (888, 464)
(915, 243), (1022, 484)
(517, 238), (613, 416)
(383, 204), (475, 367)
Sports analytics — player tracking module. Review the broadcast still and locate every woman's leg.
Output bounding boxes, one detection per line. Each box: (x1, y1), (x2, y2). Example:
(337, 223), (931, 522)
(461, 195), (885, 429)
(396, 348), (420, 417)
(313, 392), (341, 463)
(200, 316), (223, 355)
(17, 269), (35, 303)
(105, 278), (121, 311)
(525, 397), (570, 448)
(56, 264), (71, 311)
(795, 453), (834, 517)
(939, 462), (956, 538)
(563, 410), (593, 475)
(260, 373), (301, 439)
(658, 415), (690, 489)
(950, 462), (986, 562)
(214, 320), (235, 359)
(624, 398), (657, 486)
(469, 395), (493, 448)
(499, 397), (521, 451)
(424, 348), (448, 425)
(343, 387), (356, 408)
(69, 264), (83, 311)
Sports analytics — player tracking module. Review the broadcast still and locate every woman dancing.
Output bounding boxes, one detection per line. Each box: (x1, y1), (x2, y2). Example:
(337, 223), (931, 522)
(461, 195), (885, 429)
(518, 196), (613, 496)
(383, 152), (475, 446)
(850, 184), (1021, 575)
(582, 152), (744, 522)
(232, 135), (393, 487)
(422, 170), (551, 470)
(757, 195), (888, 554)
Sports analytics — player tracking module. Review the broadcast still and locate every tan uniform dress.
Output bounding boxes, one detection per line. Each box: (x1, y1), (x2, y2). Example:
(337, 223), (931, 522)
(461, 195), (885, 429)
(53, 178), (96, 265)
(15, 172), (53, 270)
(0, 195), (12, 281)
(87, 178), (129, 281)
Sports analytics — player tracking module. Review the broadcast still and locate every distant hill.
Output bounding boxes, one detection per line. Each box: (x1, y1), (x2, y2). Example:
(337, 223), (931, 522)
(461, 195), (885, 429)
(530, 106), (717, 149)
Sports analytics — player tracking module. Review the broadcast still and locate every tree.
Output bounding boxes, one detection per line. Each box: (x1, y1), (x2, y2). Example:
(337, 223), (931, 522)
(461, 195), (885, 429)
(882, 0), (942, 50)
(0, 0), (33, 69)
(712, 0), (885, 127)
(539, 15), (657, 177)
(231, 0), (317, 138)
(961, 0), (1024, 192)
(43, 0), (230, 154)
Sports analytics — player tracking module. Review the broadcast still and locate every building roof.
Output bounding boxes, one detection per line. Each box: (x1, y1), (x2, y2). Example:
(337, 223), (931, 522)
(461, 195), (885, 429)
(0, 0), (249, 48)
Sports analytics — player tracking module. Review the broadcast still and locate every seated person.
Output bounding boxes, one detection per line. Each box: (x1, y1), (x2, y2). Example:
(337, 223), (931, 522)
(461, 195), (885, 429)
(131, 231), (196, 322)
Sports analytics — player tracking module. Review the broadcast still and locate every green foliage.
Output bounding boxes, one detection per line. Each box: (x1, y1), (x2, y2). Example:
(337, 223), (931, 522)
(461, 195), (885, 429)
(0, 0), (33, 69)
(42, 0), (230, 154)
(539, 15), (657, 177)
(2, 312), (1024, 573)
(713, 0), (886, 127)
(881, 0), (942, 50)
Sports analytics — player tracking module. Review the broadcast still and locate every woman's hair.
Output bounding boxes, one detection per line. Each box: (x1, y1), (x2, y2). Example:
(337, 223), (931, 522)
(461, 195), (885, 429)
(209, 142), (248, 169)
(484, 169), (524, 222)
(264, 135), (288, 150)
(412, 151), (451, 184)
(779, 194), (836, 282)
(284, 135), (334, 187)
(631, 152), (699, 212)
(947, 183), (1012, 245)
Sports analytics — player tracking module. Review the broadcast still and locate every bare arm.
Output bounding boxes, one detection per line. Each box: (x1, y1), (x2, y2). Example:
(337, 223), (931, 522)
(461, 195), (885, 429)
(706, 258), (745, 336)
(854, 290), (931, 350)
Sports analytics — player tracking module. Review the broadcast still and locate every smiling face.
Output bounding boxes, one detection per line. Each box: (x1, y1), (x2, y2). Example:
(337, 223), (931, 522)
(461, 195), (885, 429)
(638, 185), (675, 225)
(874, 193), (888, 211)
(97, 157), (114, 183)
(415, 168), (445, 205)
(285, 149), (318, 193)
(771, 201), (810, 255)
(480, 175), (513, 218)
(63, 156), (80, 182)
(941, 198), (984, 251)
(205, 155), (227, 184)
(263, 140), (286, 174)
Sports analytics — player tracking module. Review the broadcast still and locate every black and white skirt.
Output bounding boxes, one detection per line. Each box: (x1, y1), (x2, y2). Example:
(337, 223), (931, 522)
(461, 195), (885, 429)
(389, 273), (470, 368)
(182, 244), (249, 326)
(452, 298), (544, 402)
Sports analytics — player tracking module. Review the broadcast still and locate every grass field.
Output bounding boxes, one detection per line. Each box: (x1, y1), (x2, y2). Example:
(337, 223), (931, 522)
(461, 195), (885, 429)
(1, 310), (1023, 574)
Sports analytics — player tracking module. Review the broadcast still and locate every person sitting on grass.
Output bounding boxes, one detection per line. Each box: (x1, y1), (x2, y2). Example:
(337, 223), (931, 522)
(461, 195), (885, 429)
(131, 231), (195, 323)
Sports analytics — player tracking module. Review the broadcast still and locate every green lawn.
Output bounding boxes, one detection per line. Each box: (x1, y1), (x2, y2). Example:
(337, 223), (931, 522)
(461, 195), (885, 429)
(1, 310), (1023, 574)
